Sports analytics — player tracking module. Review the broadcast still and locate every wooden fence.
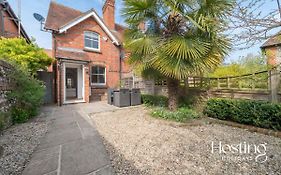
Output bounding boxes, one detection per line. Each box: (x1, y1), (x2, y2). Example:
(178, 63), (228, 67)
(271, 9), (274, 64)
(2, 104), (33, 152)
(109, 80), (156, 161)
(122, 68), (281, 102)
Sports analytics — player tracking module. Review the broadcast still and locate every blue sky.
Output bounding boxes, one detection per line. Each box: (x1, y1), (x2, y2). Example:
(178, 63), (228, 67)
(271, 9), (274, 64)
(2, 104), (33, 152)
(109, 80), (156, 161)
(7, 0), (278, 62)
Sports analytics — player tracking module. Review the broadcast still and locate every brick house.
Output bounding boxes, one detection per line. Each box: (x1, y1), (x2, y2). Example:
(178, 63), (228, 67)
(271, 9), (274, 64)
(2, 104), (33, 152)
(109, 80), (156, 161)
(0, 0), (30, 42)
(45, 0), (131, 105)
(261, 32), (281, 66)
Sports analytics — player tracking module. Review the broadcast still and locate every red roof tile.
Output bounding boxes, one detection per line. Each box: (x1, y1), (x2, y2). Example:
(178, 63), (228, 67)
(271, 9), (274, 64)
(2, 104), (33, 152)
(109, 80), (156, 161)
(56, 49), (91, 62)
(261, 32), (281, 48)
(45, 1), (82, 31)
(45, 1), (127, 39)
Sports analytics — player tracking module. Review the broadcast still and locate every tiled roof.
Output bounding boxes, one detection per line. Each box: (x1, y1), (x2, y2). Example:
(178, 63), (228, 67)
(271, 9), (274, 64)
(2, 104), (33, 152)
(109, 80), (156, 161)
(56, 49), (91, 62)
(261, 32), (281, 48)
(45, 1), (83, 31)
(45, 1), (126, 35)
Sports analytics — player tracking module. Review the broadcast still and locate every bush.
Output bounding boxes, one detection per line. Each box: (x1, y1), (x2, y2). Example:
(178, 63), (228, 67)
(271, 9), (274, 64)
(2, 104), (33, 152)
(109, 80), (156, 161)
(141, 94), (168, 107)
(0, 111), (12, 130)
(6, 67), (45, 124)
(0, 38), (53, 74)
(151, 107), (199, 122)
(203, 98), (281, 130)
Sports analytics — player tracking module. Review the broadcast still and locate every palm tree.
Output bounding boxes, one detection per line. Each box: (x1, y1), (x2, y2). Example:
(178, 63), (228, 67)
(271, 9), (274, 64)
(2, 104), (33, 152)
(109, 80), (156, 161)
(123, 0), (234, 111)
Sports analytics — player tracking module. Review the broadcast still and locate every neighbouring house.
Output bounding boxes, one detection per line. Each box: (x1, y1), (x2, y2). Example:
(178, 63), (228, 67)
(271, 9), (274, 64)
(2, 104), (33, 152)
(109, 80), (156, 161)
(261, 32), (281, 66)
(0, 0), (30, 42)
(45, 0), (133, 105)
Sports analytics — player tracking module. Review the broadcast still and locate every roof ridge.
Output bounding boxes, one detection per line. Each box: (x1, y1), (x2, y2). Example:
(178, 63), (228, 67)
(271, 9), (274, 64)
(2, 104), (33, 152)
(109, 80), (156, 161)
(50, 1), (82, 13)
(261, 31), (281, 48)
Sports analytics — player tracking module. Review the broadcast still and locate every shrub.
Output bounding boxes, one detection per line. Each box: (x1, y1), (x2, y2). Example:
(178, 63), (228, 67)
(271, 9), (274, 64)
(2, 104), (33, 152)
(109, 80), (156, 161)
(141, 94), (168, 107)
(151, 107), (199, 122)
(203, 98), (281, 130)
(0, 38), (53, 74)
(0, 111), (12, 130)
(6, 67), (45, 124)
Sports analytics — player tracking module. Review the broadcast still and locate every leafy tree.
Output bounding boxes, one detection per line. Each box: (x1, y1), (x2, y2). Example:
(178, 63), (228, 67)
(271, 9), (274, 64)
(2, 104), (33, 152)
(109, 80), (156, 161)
(0, 38), (53, 74)
(123, 0), (233, 110)
(0, 38), (52, 123)
(228, 0), (281, 48)
(209, 64), (243, 77)
(209, 54), (267, 77)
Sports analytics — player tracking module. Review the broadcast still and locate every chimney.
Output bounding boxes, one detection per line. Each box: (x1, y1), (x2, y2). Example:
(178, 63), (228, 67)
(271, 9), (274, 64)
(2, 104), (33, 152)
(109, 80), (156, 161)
(103, 0), (115, 30)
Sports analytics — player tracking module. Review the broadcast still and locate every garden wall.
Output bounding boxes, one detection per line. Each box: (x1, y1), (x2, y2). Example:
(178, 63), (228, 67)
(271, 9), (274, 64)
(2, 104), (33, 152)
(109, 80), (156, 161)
(0, 60), (13, 129)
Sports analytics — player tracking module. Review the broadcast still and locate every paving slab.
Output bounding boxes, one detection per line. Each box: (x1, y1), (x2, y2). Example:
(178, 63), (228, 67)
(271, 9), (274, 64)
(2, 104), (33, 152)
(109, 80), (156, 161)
(23, 102), (116, 175)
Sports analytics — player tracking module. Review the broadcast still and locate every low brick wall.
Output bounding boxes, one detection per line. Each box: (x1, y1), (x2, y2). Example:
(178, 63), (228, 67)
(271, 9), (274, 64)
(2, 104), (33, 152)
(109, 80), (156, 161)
(90, 87), (107, 102)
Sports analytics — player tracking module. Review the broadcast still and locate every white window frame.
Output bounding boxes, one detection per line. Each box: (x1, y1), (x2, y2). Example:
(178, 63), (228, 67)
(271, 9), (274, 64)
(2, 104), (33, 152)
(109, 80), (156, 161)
(91, 66), (106, 86)
(84, 31), (100, 52)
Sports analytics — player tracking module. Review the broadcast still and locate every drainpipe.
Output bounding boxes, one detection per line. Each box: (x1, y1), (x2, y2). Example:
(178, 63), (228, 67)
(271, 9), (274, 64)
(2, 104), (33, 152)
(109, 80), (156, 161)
(0, 5), (5, 36)
(58, 60), (62, 106)
(119, 47), (123, 88)
(52, 33), (62, 106)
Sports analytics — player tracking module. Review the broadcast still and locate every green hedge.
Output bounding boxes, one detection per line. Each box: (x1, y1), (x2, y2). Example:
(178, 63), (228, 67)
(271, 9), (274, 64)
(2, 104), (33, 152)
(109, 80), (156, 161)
(203, 98), (281, 130)
(151, 107), (199, 122)
(141, 94), (168, 107)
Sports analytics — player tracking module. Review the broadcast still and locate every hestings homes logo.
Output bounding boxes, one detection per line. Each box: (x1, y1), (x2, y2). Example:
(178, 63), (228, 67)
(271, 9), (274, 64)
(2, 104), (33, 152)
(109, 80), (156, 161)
(211, 141), (268, 163)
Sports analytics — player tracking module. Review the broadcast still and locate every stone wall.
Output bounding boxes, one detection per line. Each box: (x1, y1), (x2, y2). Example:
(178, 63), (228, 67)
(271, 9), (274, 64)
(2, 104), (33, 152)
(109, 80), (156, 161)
(0, 60), (13, 129)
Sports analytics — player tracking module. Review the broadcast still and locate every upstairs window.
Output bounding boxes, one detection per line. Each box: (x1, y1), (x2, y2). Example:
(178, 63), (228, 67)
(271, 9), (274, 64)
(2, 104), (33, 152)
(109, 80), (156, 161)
(91, 66), (106, 85)
(84, 31), (100, 51)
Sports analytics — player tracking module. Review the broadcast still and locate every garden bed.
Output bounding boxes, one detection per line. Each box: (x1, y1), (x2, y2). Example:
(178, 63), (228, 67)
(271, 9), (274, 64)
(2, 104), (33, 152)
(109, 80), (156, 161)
(92, 106), (281, 175)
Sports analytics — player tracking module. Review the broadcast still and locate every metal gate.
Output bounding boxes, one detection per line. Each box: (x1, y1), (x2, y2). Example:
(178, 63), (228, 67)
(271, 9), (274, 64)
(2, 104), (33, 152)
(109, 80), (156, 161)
(37, 71), (54, 104)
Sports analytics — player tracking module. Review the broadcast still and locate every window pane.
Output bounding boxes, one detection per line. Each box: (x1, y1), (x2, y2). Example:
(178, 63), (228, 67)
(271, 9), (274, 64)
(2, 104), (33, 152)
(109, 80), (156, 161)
(92, 41), (99, 49)
(92, 34), (99, 40)
(92, 66), (98, 74)
(98, 75), (105, 84)
(98, 67), (105, 74)
(92, 75), (98, 84)
(85, 32), (99, 49)
(85, 39), (91, 48)
(91, 66), (105, 84)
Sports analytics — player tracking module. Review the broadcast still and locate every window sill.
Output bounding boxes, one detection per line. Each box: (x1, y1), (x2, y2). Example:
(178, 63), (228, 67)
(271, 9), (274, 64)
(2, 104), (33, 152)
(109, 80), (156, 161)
(84, 48), (102, 54)
(91, 84), (107, 88)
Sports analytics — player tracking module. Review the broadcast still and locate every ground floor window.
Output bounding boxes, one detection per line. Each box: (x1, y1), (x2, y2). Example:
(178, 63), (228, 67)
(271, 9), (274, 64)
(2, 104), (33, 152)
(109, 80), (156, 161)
(91, 66), (106, 85)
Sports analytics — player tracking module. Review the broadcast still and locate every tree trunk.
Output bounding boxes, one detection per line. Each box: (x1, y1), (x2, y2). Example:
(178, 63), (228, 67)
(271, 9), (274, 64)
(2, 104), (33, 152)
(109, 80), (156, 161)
(167, 78), (179, 111)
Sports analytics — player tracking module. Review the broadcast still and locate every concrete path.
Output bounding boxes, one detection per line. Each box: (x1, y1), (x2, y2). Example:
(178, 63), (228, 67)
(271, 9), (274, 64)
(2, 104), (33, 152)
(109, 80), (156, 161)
(23, 102), (119, 175)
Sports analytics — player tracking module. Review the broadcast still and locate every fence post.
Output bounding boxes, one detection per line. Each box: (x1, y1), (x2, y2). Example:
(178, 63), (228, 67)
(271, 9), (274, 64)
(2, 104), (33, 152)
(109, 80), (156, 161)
(227, 77), (230, 89)
(185, 78), (189, 88)
(193, 77), (196, 88)
(217, 78), (220, 89)
(269, 68), (280, 102)
(251, 73), (255, 90)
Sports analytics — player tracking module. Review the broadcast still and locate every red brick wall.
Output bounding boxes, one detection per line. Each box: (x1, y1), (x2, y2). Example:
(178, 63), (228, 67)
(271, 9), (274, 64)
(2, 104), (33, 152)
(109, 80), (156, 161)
(0, 7), (21, 38)
(264, 47), (278, 66)
(53, 17), (130, 103)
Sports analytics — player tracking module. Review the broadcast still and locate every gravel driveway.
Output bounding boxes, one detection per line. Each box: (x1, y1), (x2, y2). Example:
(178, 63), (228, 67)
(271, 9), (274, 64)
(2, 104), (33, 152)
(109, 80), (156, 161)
(91, 106), (281, 175)
(0, 111), (50, 175)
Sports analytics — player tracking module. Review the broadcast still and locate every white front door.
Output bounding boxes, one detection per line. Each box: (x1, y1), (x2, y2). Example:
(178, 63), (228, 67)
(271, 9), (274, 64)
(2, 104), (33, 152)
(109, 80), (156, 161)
(63, 63), (85, 104)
